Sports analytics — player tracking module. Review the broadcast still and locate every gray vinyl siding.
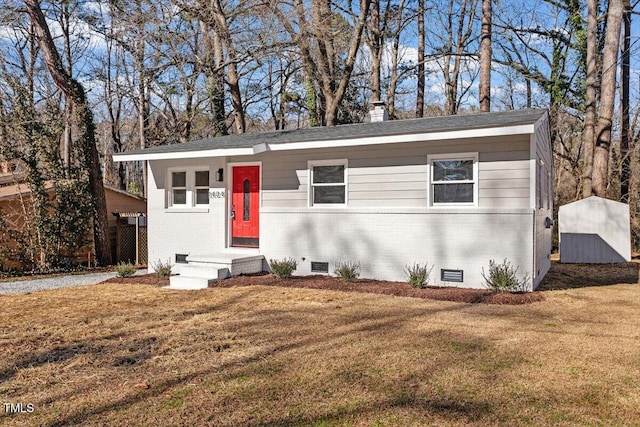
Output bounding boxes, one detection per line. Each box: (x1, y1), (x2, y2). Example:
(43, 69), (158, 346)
(231, 135), (532, 210)
(533, 116), (553, 288)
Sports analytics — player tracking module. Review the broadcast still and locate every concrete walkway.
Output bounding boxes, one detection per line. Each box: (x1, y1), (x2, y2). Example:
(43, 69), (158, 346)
(0, 270), (146, 295)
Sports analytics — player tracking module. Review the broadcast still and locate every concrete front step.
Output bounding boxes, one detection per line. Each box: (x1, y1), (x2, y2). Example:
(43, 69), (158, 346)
(187, 253), (265, 277)
(165, 252), (265, 291)
(167, 275), (213, 290)
(179, 264), (229, 279)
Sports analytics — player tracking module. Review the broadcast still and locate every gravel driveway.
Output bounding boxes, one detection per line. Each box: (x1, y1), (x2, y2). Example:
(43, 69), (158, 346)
(0, 270), (146, 295)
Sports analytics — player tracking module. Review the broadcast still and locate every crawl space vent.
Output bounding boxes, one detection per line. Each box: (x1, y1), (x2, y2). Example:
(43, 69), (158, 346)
(175, 254), (189, 264)
(311, 261), (329, 273)
(441, 269), (464, 282)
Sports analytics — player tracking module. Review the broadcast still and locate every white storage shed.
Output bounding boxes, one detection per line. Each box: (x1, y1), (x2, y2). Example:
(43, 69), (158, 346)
(559, 196), (631, 263)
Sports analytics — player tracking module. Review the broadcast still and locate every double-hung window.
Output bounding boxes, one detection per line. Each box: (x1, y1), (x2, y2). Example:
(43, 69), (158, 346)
(309, 160), (347, 206)
(168, 168), (210, 208)
(171, 171), (187, 206)
(428, 153), (478, 206)
(195, 171), (210, 206)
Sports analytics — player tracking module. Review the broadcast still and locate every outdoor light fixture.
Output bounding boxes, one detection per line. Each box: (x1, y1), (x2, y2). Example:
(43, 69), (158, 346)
(216, 168), (224, 182)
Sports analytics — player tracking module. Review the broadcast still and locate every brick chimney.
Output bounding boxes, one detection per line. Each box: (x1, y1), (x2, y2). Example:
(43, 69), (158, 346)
(369, 101), (388, 122)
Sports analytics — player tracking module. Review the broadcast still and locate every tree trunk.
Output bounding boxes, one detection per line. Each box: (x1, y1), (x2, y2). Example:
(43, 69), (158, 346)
(210, 0), (246, 133)
(25, 0), (113, 265)
(593, 0), (623, 197)
(479, 0), (492, 112)
(619, 0), (631, 202)
(582, 0), (598, 198)
(135, 1), (148, 198)
(368, 0), (382, 102)
(416, 0), (425, 117)
(200, 20), (227, 136)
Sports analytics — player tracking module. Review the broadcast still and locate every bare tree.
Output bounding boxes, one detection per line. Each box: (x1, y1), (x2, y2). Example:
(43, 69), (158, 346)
(271, 0), (372, 126)
(24, 0), (112, 265)
(384, 0), (410, 119)
(193, 0), (247, 133)
(429, 0), (479, 115)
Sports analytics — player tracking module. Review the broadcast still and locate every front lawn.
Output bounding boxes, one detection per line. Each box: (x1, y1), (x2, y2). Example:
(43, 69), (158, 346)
(0, 273), (638, 426)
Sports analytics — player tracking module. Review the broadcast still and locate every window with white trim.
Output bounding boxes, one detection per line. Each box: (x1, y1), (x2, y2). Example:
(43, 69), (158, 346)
(195, 170), (210, 205)
(168, 168), (210, 208)
(309, 160), (347, 206)
(171, 171), (187, 206)
(428, 153), (478, 206)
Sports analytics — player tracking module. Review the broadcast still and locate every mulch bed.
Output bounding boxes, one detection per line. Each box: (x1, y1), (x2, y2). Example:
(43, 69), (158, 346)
(104, 272), (545, 305)
(216, 273), (545, 304)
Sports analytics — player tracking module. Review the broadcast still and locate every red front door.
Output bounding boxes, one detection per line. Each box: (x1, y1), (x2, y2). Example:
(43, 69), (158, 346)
(231, 166), (260, 247)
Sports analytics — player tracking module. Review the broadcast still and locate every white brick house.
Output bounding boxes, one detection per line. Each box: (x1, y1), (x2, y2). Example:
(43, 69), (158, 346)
(114, 108), (553, 291)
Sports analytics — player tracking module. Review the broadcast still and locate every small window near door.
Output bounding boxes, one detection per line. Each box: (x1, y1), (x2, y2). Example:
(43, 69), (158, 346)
(195, 170), (210, 205)
(171, 171), (187, 205)
(309, 160), (347, 206)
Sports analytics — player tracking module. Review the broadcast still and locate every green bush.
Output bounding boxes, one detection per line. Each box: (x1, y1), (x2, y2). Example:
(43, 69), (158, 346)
(404, 262), (434, 289)
(152, 259), (173, 278)
(481, 258), (530, 292)
(334, 261), (360, 282)
(115, 262), (137, 278)
(269, 257), (297, 278)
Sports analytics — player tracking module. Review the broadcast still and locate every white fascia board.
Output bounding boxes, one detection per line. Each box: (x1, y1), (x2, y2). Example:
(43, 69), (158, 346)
(265, 124), (535, 151)
(113, 123), (536, 161)
(113, 147), (254, 162)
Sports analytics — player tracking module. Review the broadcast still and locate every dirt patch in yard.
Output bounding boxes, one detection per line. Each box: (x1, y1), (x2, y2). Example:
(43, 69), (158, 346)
(106, 274), (169, 287)
(538, 261), (640, 290)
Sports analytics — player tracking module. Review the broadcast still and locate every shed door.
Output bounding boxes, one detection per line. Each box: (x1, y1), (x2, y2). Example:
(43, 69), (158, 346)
(231, 166), (259, 247)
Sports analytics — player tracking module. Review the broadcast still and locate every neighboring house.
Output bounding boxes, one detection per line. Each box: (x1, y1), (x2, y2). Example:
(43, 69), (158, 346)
(114, 108), (553, 291)
(0, 177), (147, 270)
(559, 196), (631, 263)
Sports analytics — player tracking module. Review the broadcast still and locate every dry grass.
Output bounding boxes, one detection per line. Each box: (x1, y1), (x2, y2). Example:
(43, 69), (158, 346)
(1, 267), (639, 426)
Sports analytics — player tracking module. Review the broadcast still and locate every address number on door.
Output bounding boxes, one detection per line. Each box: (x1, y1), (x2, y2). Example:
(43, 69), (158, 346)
(209, 190), (225, 198)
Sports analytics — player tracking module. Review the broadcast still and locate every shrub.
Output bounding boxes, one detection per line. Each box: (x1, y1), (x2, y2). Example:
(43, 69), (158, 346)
(334, 261), (360, 282)
(152, 259), (173, 278)
(404, 262), (434, 289)
(481, 258), (530, 292)
(115, 262), (137, 278)
(269, 257), (297, 278)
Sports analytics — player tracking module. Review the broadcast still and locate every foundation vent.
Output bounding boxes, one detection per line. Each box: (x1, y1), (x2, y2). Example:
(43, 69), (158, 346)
(175, 254), (189, 264)
(441, 269), (464, 282)
(311, 261), (329, 273)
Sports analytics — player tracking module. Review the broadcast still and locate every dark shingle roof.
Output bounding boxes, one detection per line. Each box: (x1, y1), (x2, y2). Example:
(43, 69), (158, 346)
(117, 108), (547, 157)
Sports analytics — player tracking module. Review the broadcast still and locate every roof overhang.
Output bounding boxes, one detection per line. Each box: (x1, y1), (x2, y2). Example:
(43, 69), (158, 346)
(112, 123), (537, 162)
(113, 147), (255, 162)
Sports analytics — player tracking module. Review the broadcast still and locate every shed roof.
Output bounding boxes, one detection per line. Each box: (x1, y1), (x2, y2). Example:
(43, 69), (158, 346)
(0, 182), (146, 202)
(114, 108), (548, 162)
